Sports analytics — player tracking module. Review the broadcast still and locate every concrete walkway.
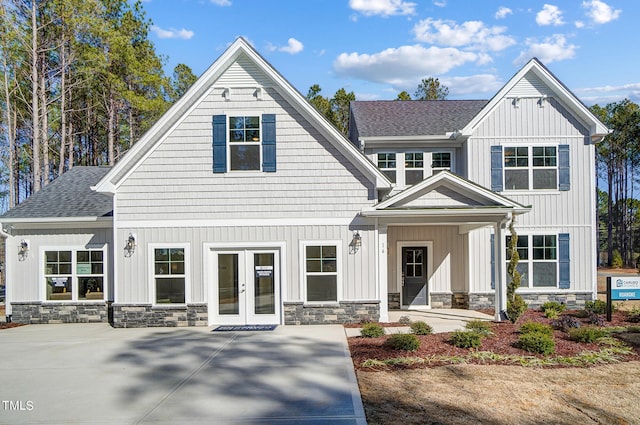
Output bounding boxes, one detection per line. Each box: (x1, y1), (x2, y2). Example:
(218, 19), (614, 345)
(344, 309), (494, 337)
(0, 324), (366, 425)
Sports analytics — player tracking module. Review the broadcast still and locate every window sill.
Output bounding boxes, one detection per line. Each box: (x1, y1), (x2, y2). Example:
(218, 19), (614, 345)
(303, 302), (340, 308)
(501, 190), (562, 196)
(152, 304), (188, 309)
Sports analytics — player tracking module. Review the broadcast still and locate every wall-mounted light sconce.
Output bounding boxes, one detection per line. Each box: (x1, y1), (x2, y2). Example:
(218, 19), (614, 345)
(125, 233), (137, 257)
(350, 231), (362, 254)
(255, 87), (262, 100)
(18, 239), (29, 261)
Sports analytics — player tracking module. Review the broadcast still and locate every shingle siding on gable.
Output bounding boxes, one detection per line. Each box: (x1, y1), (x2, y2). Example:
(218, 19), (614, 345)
(116, 87), (375, 221)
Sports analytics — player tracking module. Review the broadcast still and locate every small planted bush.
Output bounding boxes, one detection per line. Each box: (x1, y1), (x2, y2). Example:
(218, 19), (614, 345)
(544, 309), (560, 319)
(384, 333), (420, 351)
(585, 300), (607, 315)
(588, 313), (605, 326)
(450, 330), (482, 349)
(360, 323), (385, 338)
(541, 301), (566, 314)
(569, 327), (609, 343)
(627, 307), (640, 323)
(552, 315), (582, 332)
(465, 320), (492, 336)
(517, 332), (555, 355)
(398, 315), (412, 325)
(506, 295), (527, 324)
(519, 321), (553, 336)
(410, 321), (433, 335)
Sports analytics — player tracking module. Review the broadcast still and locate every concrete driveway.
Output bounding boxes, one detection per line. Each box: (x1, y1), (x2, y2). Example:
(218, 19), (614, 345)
(0, 324), (366, 424)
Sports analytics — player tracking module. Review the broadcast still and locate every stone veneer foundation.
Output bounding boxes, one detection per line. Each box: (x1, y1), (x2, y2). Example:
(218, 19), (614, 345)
(468, 292), (594, 310)
(10, 301), (108, 324)
(283, 301), (380, 325)
(110, 303), (208, 328)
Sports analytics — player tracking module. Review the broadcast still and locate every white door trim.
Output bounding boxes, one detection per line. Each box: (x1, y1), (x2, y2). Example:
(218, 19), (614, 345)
(396, 241), (433, 309)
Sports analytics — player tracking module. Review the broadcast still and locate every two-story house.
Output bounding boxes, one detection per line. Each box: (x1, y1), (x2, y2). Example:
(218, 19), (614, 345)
(1, 38), (608, 327)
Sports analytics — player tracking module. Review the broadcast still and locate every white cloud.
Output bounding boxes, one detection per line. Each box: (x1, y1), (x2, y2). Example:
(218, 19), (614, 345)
(582, 0), (621, 24)
(536, 4), (565, 26)
(444, 74), (504, 96)
(495, 7), (512, 19)
(433, 0), (447, 7)
(267, 38), (304, 55)
(210, 0), (231, 6)
(413, 19), (516, 52)
(333, 44), (480, 87)
(575, 20), (585, 28)
(514, 34), (577, 65)
(349, 0), (416, 17)
(150, 25), (194, 40)
(574, 83), (640, 105)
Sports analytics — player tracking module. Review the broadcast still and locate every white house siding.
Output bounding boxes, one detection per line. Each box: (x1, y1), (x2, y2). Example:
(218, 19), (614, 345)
(386, 226), (467, 297)
(465, 94), (596, 302)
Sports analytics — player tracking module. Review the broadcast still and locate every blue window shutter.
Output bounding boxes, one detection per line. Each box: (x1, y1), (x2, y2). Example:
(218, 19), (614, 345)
(490, 234), (495, 290)
(490, 146), (503, 192)
(558, 233), (570, 289)
(212, 115), (227, 173)
(262, 114), (276, 172)
(558, 144), (570, 191)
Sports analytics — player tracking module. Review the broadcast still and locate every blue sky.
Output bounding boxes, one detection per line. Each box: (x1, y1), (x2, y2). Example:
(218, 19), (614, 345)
(141, 0), (637, 105)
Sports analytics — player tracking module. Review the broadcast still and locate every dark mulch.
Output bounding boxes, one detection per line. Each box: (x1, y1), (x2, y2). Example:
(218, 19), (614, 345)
(0, 323), (24, 330)
(348, 309), (640, 369)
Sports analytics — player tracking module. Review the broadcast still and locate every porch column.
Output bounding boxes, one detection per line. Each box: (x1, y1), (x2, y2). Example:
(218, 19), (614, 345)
(377, 222), (389, 322)
(494, 219), (508, 321)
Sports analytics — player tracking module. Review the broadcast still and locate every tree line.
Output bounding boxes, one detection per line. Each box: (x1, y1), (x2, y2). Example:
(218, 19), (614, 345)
(0, 0), (196, 210)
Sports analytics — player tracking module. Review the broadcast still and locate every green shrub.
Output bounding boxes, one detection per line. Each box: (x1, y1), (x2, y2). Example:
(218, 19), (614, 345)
(569, 327), (609, 343)
(384, 333), (420, 351)
(544, 309), (559, 319)
(410, 321), (433, 335)
(517, 332), (556, 355)
(519, 321), (553, 336)
(627, 307), (640, 323)
(360, 323), (385, 338)
(450, 330), (482, 349)
(506, 295), (527, 324)
(398, 315), (412, 325)
(552, 315), (581, 332)
(541, 301), (566, 314)
(585, 300), (607, 315)
(465, 320), (492, 336)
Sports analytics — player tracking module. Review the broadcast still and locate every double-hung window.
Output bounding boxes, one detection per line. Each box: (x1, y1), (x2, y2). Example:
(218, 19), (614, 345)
(405, 152), (424, 185)
(304, 244), (339, 302)
(377, 153), (396, 183)
(505, 235), (559, 288)
(45, 248), (106, 301)
(431, 152), (451, 172)
(229, 116), (260, 171)
(503, 146), (558, 190)
(154, 248), (186, 304)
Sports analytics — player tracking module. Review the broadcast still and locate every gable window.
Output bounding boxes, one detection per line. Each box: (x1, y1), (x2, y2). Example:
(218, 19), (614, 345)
(377, 153), (396, 183)
(213, 114), (276, 173)
(503, 146), (559, 190)
(405, 152), (424, 185)
(304, 244), (339, 302)
(154, 248), (186, 304)
(431, 152), (451, 171)
(229, 116), (260, 171)
(45, 248), (106, 301)
(505, 235), (559, 288)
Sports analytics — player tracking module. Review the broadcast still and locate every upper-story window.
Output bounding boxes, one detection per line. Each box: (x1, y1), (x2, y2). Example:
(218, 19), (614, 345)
(229, 116), (260, 171)
(431, 152), (451, 171)
(377, 153), (396, 183)
(405, 152), (424, 185)
(504, 146), (557, 190)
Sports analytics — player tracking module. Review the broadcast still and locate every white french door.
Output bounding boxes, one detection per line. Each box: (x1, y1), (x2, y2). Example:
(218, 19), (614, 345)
(209, 249), (280, 325)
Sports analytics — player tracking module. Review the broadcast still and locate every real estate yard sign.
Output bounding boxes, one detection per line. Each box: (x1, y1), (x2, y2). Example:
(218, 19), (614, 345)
(606, 276), (640, 321)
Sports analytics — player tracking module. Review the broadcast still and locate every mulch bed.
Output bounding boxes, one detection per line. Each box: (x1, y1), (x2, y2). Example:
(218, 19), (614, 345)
(0, 323), (24, 330)
(348, 309), (640, 369)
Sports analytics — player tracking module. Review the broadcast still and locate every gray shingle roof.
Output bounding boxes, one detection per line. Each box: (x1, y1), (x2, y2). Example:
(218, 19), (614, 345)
(350, 100), (488, 138)
(1, 166), (112, 220)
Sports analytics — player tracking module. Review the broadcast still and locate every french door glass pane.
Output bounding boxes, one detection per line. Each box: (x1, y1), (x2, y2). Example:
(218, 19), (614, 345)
(254, 253), (275, 315)
(218, 254), (239, 314)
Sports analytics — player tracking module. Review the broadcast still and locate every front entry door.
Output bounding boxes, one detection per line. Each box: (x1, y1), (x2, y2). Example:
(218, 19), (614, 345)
(212, 249), (280, 325)
(402, 247), (428, 307)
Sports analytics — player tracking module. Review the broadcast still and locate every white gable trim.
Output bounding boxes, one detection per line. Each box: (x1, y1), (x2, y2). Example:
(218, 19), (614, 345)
(93, 37), (391, 194)
(460, 58), (609, 140)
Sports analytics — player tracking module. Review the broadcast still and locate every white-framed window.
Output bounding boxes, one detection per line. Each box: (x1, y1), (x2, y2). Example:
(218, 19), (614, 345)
(44, 247), (107, 301)
(377, 152), (396, 183)
(504, 146), (557, 190)
(405, 152), (424, 185)
(229, 115), (261, 171)
(431, 152), (451, 171)
(302, 241), (341, 303)
(152, 246), (188, 304)
(506, 234), (558, 288)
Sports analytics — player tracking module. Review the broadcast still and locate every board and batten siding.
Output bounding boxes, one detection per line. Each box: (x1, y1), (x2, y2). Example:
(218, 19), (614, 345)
(6, 228), (113, 302)
(115, 225), (377, 304)
(116, 87), (375, 221)
(386, 226), (467, 295)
